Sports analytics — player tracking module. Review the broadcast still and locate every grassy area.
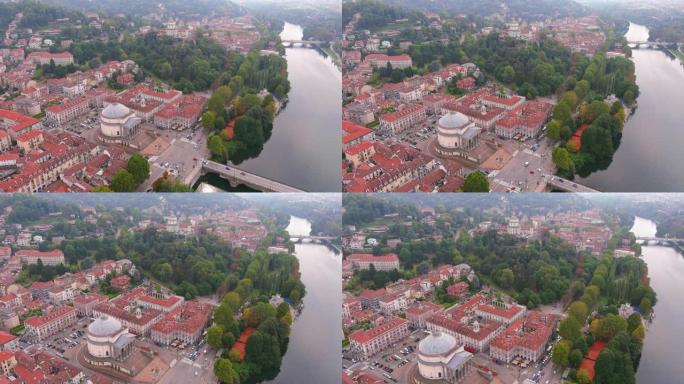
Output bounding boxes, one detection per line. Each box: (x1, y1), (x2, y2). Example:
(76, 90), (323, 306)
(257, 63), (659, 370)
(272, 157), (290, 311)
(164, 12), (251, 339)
(342, 339), (350, 348)
(366, 120), (380, 129)
(10, 324), (24, 336)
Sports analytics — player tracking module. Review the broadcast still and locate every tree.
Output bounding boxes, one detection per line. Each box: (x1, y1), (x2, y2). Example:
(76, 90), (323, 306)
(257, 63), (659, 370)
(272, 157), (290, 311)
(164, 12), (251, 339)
(547, 119), (562, 141)
(639, 297), (652, 316)
(223, 292), (241, 309)
(559, 316), (582, 343)
(552, 340), (571, 366)
(569, 301), (589, 323)
(213, 358), (238, 384)
(214, 304), (234, 330)
(111, 170), (136, 192)
(626, 313), (641, 333)
(243, 302), (276, 328)
(569, 349), (583, 368)
(552, 147), (575, 176)
(202, 111), (217, 130)
(496, 268), (514, 289)
(462, 172), (489, 192)
(126, 154), (150, 185)
(92, 185), (112, 192)
(577, 368), (592, 384)
(245, 331), (282, 380)
(207, 134), (227, 162)
(208, 325), (224, 348)
(631, 324), (645, 340)
(596, 314), (627, 340)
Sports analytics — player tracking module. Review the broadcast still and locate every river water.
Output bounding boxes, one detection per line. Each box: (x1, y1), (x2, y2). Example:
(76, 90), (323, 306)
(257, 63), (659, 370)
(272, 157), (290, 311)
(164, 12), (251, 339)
(579, 23), (684, 191)
(630, 216), (684, 383)
(266, 216), (341, 383)
(225, 22), (341, 192)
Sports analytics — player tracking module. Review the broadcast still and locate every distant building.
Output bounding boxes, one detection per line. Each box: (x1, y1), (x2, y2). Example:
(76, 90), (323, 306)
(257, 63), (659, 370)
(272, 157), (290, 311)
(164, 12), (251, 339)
(16, 249), (65, 266)
(348, 317), (410, 358)
(25, 306), (77, 341)
(347, 253), (400, 271)
(366, 54), (412, 69)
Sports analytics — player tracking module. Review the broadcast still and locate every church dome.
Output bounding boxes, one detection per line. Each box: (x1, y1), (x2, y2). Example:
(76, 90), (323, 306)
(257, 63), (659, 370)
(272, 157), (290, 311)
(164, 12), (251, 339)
(101, 103), (131, 119)
(418, 331), (458, 356)
(88, 315), (123, 337)
(438, 112), (470, 130)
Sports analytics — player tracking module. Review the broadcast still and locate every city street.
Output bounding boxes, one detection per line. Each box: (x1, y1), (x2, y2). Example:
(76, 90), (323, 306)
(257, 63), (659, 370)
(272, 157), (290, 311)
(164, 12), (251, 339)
(490, 137), (556, 192)
(138, 124), (210, 191)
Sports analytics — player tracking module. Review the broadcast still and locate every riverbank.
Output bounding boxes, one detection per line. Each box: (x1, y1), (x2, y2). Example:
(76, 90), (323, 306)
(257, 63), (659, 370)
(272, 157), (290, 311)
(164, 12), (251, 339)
(212, 22), (340, 192)
(579, 22), (684, 191)
(631, 216), (684, 383)
(265, 216), (341, 384)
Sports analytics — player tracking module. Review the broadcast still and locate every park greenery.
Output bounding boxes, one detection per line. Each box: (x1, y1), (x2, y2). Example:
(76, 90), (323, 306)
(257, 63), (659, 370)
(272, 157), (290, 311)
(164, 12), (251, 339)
(59, 228), (237, 298)
(387, 33), (573, 98)
(342, 0), (427, 32)
(342, 193), (420, 227)
(204, 51), (288, 164)
(71, 33), (231, 93)
(0, 0), (84, 32)
(552, 233), (652, 384)
(547, 53), (638, 178)
(462, 172), (490, 192)
(110, 154), (150, 192)
(208, 249), (304, 384)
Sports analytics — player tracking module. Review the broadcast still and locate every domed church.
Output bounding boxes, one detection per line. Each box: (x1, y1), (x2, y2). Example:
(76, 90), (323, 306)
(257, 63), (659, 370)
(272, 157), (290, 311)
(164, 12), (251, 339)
(83, 315), (137, 375)
(436, 112), (481, 154)
(415, 331), (474, 383)
(99, 102), (141, 143)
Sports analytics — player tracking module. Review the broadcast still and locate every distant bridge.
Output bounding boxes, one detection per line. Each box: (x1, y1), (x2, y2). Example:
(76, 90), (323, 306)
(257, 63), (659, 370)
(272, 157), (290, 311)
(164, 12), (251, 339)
(292, 235), (341, 253)
(546, 176), (599, 193)
(281, 39), (325, 45)
(636, 237), (684, 243)
(628, 41), (682, 48)
(200, 160), (304, 192)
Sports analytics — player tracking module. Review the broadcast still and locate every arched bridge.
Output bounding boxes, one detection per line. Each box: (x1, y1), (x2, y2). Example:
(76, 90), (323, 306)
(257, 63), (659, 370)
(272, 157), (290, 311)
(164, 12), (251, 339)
(546, 176), (599, 193)
(200, 160), (304, 192)
(636, 237), (684, 243)
(281, 40), (325, 45)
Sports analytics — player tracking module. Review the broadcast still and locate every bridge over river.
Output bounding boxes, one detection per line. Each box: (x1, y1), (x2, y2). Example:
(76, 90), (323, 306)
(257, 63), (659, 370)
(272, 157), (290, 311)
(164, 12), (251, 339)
(193, 160), (305, 192)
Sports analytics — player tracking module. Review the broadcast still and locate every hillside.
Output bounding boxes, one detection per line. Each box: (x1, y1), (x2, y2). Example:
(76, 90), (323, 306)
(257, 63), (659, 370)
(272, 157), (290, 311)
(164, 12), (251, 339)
(40, 0), (245, 19)
(378, 0), (589, 20)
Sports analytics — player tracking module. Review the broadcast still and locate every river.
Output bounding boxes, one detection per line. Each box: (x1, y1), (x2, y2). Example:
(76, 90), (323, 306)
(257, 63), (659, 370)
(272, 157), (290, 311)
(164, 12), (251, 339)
(266, 216), (341, 383)
(579, 23), (684, 191)
(630, 216), (684, 383)
(222, 22), (341, 192)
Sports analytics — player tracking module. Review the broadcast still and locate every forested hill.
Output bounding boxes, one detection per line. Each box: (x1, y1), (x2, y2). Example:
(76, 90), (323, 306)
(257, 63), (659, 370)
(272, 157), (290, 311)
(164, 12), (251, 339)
(371, 0), (589, 20)
(40, 0), (245, 19)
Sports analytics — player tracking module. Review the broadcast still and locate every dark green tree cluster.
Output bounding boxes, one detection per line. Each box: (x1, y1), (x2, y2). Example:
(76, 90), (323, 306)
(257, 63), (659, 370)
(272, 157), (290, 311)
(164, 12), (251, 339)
(342, 194), (420, 226)
(462, 172), (490, 192)
(392, 231), (577, 307)
(152, 174), (193, 192)
(406, 33), (572, 97)
(548, 53), (638, 178)
(15, 259), (69, 286)
(111, 154), (150, 192)
(369, 62), (415, 84)
(342, 0), (427, 31)
(208, 252), (300, 383)
(1, 195), (82, 224)
(35, 59), (78, 80)
(60, 228), (235, 298)
(0, 0), (84, 31)
(71, 33), (230, 93)
(555, 244), (652, 383)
